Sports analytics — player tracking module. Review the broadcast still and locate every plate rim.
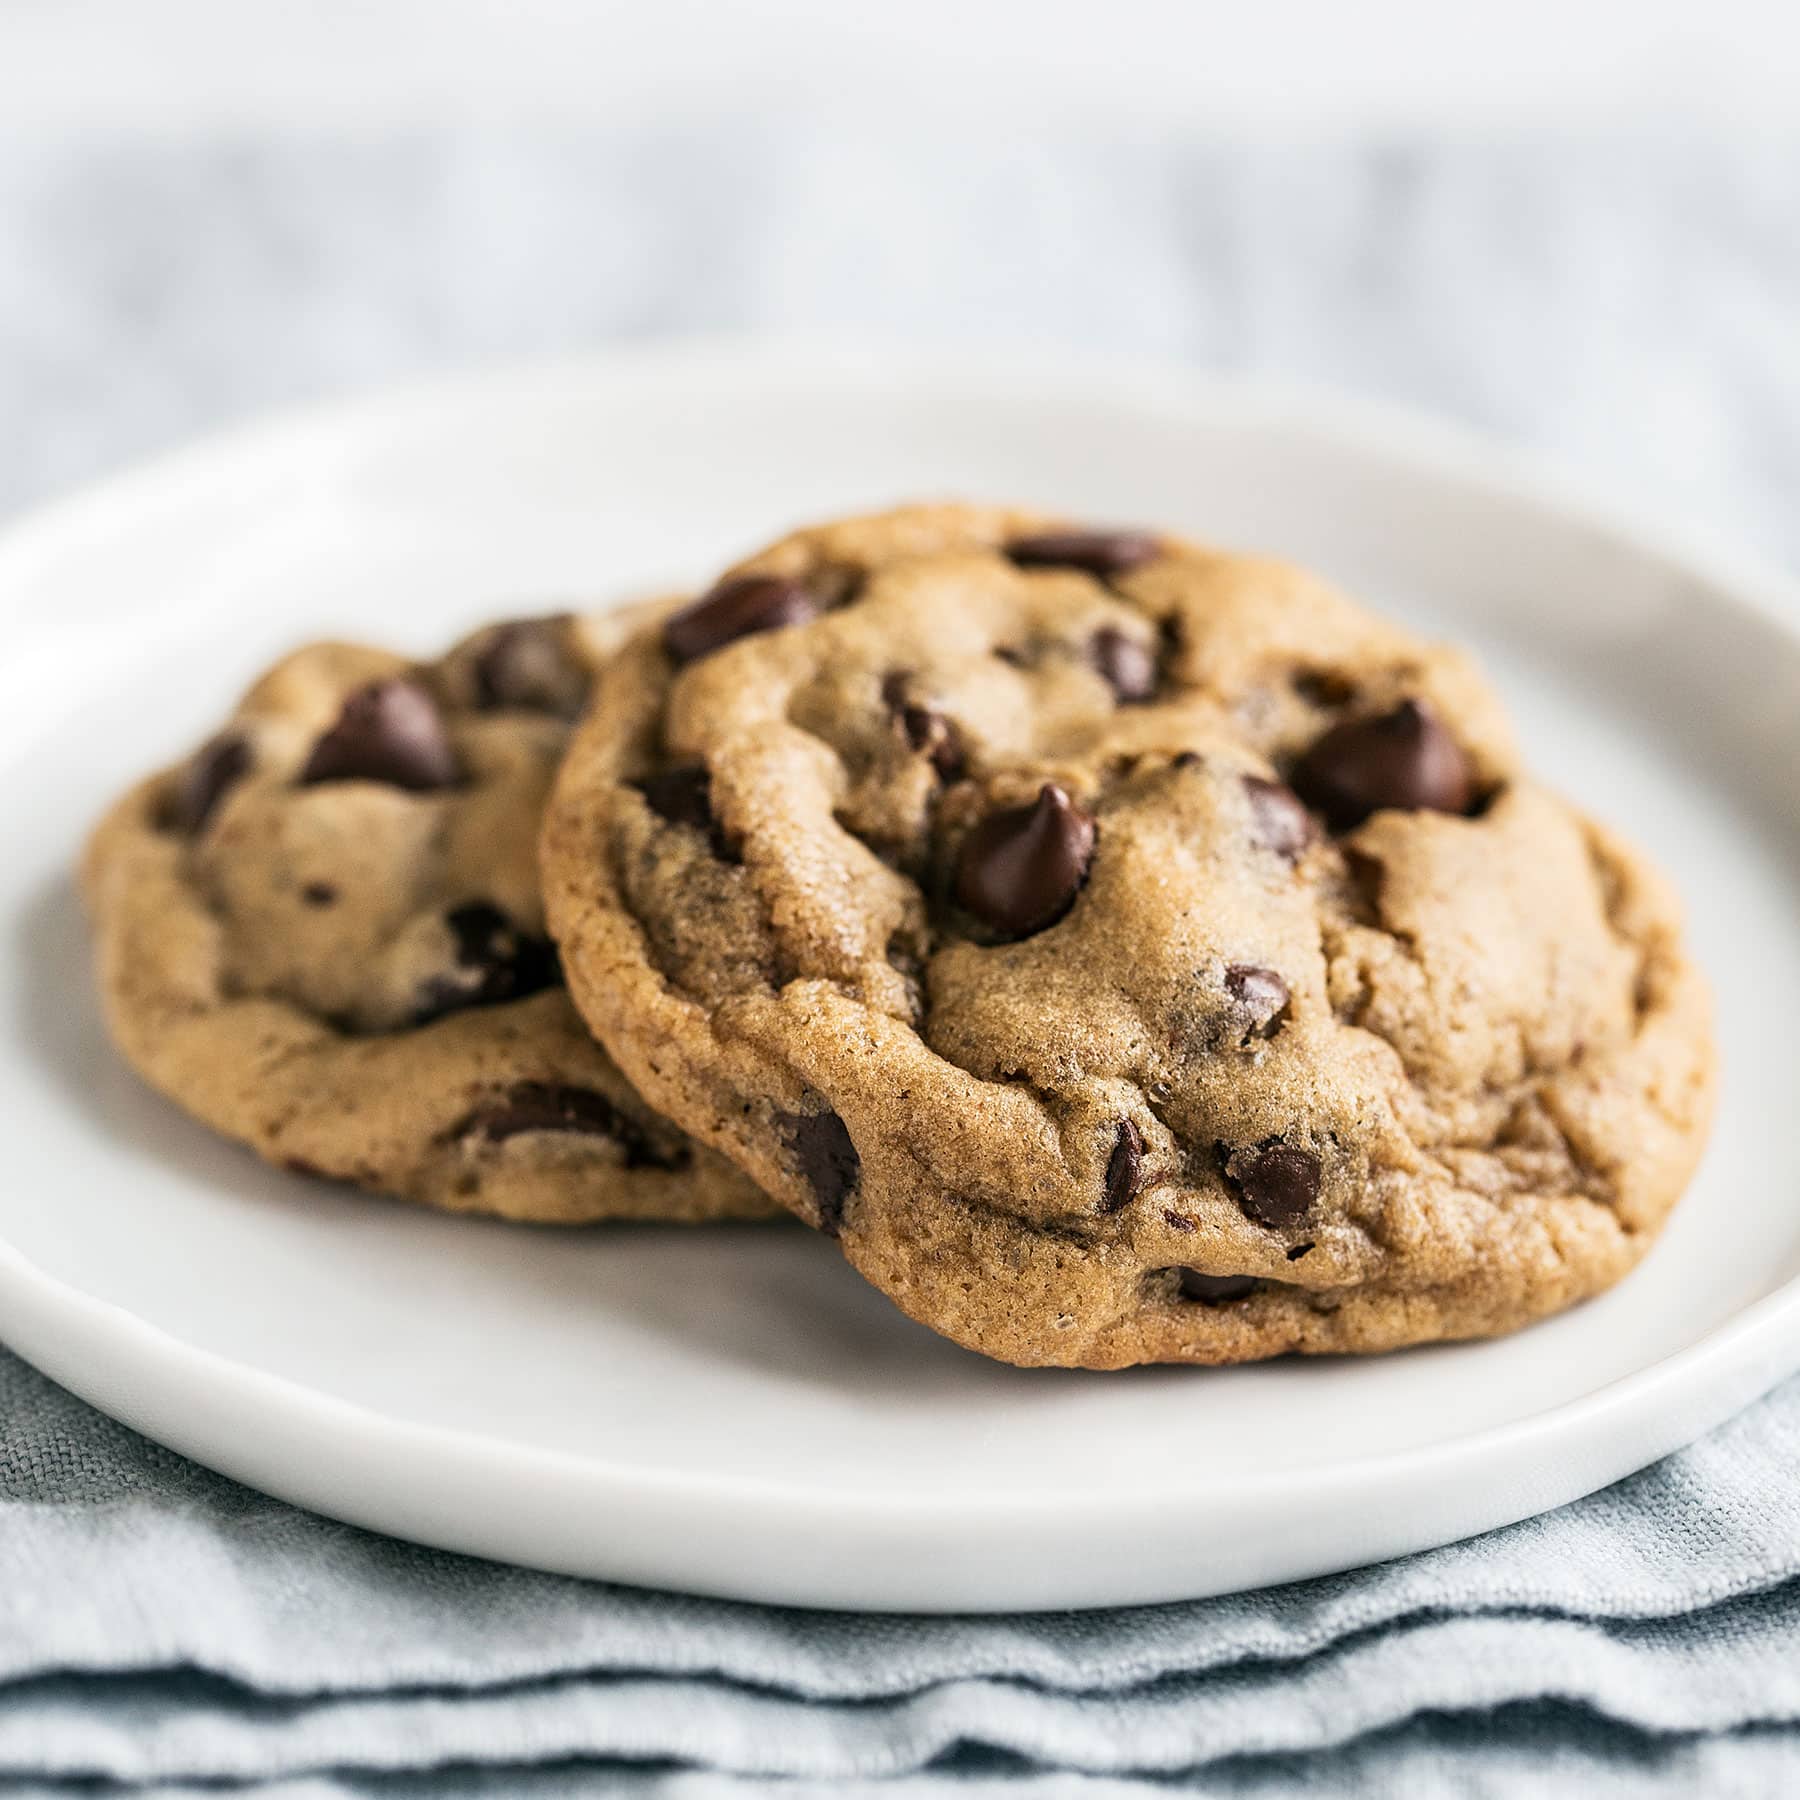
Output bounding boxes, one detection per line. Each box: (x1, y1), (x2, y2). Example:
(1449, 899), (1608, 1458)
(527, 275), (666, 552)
(4, 335), (1796, 1610)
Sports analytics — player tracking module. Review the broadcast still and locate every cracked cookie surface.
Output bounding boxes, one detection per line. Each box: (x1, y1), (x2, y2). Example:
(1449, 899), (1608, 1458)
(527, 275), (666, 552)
(83, 611), (776, 1224)
(541, 504), (1716, 1365)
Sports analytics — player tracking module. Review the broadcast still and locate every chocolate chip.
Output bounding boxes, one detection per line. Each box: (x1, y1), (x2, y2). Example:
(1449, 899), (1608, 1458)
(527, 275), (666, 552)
(1090, 627), (1157, 703)
(473, 615), (586, 717)
(299, 679), (460, 792)
(1225, 965), (1291, 1040)
(662, 575), (818, 665)
(910, 709), (967, 781)
(634, 764), (736, 859)
(1102, 1120), (1145, 1212)
(301, 882), (337, 908)
(455, 1081), (688, 1170)
(778, 1107), (860, 1235)
(170, 733), (251, 834)
(1343, 848), (1387, 923)
(412, 901), (559, 1024)
(1292, 669), (1356, 708)
(1290, 699), (1474, 832)
(1007, 530), (1161, 579)
(1243, 775), (1315, 863)
(636, 765), (713, 831)
(882, 674), (966, 781)
(1177, 1269), (1260, 1304)
(953, 783), (1096, 939)
(1220, 1141), (1321, 1230)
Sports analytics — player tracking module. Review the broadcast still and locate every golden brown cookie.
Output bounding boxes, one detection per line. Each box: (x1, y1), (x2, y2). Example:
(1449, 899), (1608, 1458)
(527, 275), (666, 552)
(541, 504), (1715, 1364)
(83, 611), (776, 1224)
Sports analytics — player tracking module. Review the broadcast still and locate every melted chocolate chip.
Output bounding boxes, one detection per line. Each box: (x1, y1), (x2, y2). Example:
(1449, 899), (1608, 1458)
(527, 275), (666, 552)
(1177, 1269), (1260, 1304)
(1102, 1120), (1146, 1213)
(1224, 965), (1291, 1040)
(662, 575), (818, 665)
(1243, 775), (1315, 863)
(1290, 699), (1474, 832)
(778, 1107), (860, 1235)
(299, 679), (460, 792)
(169, 732), (252, 835)
(953, 784), (1096, 939)
(634, 765), (735, 859)
(455, 1081), (688, 1170)
(412, 901), (559, 1024)
(1219, 1141), (1321, 1230)
(473, 615), (586, 716)
(1090, 626), (1157, 703)
(1007, 529), (1161, 579)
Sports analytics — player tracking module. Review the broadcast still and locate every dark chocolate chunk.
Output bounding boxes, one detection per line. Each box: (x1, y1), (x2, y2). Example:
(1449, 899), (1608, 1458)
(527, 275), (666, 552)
(1090, 626), (1157, 703)
(1177, 1269), (1260, 1304)
(953, 783), (1096, 939)
(1102, 1119), (1146, 1213)
(778, 1107), (860, 1235)
(1220, 1141), (1321, 1230)
(455, 1080), (688, 1170)
(1243, 775), (1315, 863)
(636, 765), (714, 832)
(412, 901), (559, 1024)
(1224, 964), (1291, 1040)
(662, 575), (818, 665)
(634, 764), (735, 859)
(299, 679), (460, 792)
(170, 732), (251, 835)
(1007, 529), (1161, 579)
(1290, 699), (1474, 832)
(473, 615), (586, 716)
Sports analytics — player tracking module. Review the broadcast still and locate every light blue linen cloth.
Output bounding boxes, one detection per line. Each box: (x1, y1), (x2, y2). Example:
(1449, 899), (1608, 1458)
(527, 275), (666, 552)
(3, 125), (1798, 1794)
(6, 1349), (1800, 1793)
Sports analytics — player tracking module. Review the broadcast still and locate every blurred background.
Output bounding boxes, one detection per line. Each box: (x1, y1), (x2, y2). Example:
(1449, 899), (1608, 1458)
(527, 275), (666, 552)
(3, 0), (1799, 563)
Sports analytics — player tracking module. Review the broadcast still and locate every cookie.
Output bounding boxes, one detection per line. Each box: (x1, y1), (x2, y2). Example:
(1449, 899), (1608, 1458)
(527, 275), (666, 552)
(82, 611), (777, 1224)
(541, 504), (1715, 1366)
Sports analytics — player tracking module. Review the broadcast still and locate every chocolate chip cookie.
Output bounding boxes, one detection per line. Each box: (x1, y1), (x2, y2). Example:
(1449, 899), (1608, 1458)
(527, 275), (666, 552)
(83, 611), (776, 1223)
(541, 504), (1715, 1365)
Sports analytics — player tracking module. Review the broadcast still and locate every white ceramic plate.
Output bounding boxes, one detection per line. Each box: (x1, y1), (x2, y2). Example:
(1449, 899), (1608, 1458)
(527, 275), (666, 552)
(3, 343), (1797, 1613)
